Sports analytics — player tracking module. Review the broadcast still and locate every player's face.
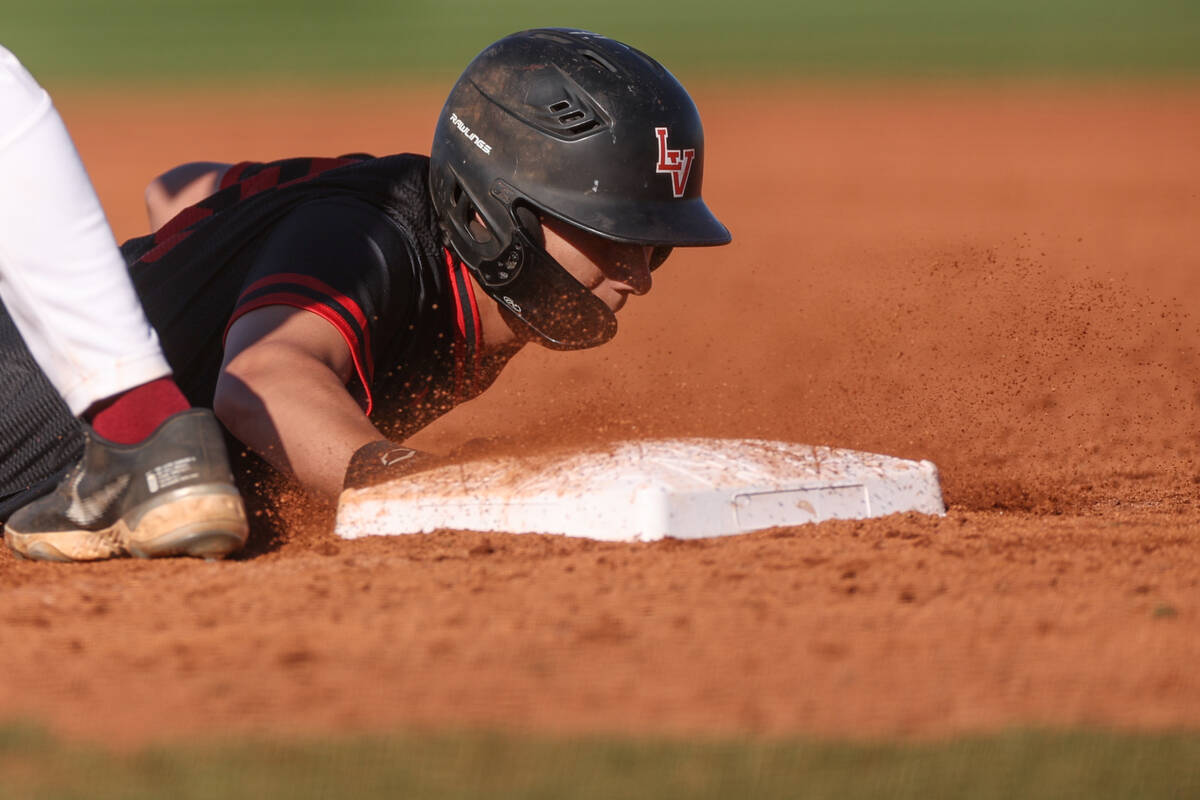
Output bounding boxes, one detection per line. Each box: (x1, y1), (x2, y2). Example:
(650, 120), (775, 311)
(540, 215), (654, 314)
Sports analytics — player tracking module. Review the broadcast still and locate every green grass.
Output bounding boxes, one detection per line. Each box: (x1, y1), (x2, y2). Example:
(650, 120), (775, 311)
(2, 0), (1199, 83)
(1, 723), (1199, 799)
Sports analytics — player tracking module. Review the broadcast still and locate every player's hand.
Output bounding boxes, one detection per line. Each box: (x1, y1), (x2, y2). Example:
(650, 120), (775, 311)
(343, 440), (443, 491)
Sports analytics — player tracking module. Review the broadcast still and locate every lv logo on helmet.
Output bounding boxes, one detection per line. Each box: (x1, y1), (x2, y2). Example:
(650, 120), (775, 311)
(654, 127), (695, 198)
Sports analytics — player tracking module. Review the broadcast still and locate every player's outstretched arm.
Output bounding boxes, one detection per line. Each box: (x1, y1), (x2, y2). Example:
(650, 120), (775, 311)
(145, 162), (231, 232)
(216, 305), (389, 499)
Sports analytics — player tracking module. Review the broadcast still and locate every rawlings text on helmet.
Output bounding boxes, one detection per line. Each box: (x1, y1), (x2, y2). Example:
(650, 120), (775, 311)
(654, 127), (695, 198)
(449, 112), (492, 155)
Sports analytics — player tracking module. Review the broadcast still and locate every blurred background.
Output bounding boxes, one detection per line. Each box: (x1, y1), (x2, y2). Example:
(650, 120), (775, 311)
(5, 0), (1200, 84)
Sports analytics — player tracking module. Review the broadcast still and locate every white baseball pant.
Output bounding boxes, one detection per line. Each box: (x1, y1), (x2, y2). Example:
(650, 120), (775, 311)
(0, 45), (171, 416)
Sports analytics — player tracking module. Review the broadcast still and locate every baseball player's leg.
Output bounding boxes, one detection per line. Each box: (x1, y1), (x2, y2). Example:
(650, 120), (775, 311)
(0, 46), (248, 561)
(0, 44), (170, 414)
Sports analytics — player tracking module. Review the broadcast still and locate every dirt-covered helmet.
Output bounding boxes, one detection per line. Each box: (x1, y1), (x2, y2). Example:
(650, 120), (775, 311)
(429, 28), (731, 350)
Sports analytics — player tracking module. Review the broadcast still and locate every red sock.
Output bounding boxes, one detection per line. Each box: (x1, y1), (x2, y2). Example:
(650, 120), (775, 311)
(84, 377), (192, 444)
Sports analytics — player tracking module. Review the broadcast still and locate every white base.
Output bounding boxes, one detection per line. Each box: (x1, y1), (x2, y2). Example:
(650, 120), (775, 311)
(335, 438), (945, 543)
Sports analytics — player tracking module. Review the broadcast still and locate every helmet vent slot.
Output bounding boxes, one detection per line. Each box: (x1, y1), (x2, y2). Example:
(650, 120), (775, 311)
(511, 66), (613, 140)
(531, 31), (578, 46)
(580, 49), (618, 73)
(562, 116), (599, 135)
(542, 97), (602, 136)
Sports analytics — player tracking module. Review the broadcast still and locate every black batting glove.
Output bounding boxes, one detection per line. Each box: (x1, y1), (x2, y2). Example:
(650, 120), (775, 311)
(343, 441), (443, 491)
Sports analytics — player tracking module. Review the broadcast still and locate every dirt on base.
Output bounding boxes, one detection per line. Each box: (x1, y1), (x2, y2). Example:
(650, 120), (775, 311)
(1, 82), (1198, 746)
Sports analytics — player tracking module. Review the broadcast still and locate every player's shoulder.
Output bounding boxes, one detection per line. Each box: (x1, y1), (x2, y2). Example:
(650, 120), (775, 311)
(268, 195), (414, 255)
(278, 195), (391, 229)
(257, 195), (422, 288)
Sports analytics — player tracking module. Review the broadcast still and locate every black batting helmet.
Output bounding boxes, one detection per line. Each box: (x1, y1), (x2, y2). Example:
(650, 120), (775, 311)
(429, 28), (731, 350)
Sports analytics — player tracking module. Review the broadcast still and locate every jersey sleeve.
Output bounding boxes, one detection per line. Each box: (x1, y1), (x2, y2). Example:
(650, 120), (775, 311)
(225, 197), (419, 415)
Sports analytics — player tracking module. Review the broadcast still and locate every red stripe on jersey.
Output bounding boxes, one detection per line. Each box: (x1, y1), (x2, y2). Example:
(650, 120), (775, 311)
(297, 157), (359, 181)
(237, 165), (283, 202)
(225, 292), (376, 416)
(443, 250), (466, 399)
(443, 249), (482, 352)
(234, 273), (373, 379)
(139, 228), (195, 264)
(219, 161), (252, 190)
(443, 249), (485, 402)
(238, 272), (372, 343)
(445, 250), (468, 341)
(222, 157), (362, 197)
(461, 259), (482, 352)
(155, 203), (213, 239)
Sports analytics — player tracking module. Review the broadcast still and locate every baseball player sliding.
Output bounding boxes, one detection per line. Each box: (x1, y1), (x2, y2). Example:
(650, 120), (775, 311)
(0, 45), (247, 562)
(0, 29), (731, 562)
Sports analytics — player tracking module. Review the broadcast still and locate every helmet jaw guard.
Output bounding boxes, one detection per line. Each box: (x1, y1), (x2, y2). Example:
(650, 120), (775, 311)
(430, 28), (731, 350)
(481, 225), (619, 351)
(433, 167), (619, 349)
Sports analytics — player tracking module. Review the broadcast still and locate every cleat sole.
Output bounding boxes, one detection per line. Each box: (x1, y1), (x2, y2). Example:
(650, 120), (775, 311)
(4, 488), (247, 563)
(125, 492), (248, 560)
(4, 525), (124, 563)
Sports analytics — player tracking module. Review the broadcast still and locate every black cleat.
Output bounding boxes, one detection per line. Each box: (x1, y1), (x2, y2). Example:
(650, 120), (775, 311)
(4, 409), (248, 562)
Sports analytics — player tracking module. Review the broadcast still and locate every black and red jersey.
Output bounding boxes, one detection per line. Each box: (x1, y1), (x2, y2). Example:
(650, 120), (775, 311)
(123, 153), (506, 438)
(0, 154), (510, 516)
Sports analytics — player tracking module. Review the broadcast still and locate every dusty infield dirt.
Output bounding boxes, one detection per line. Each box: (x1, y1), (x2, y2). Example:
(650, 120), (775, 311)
(1, 82), (1198, 746)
